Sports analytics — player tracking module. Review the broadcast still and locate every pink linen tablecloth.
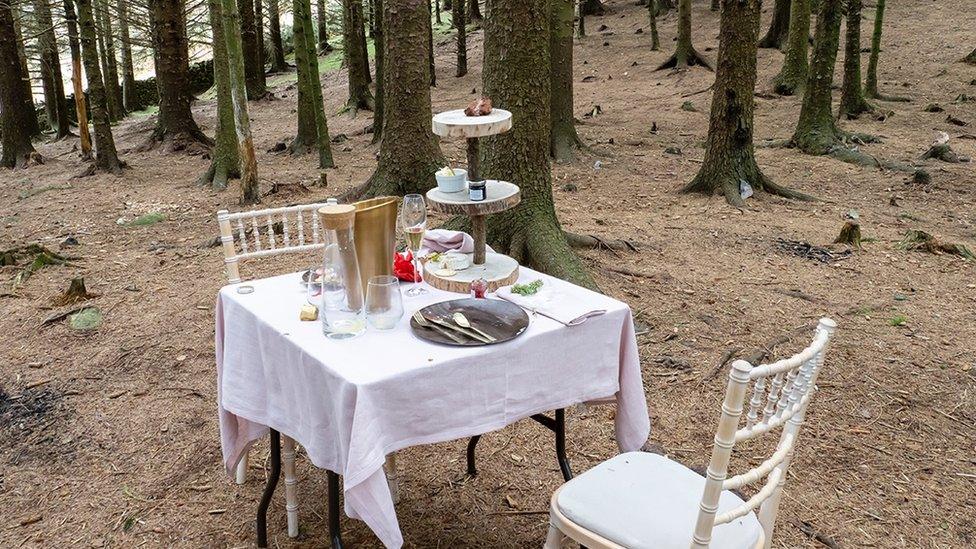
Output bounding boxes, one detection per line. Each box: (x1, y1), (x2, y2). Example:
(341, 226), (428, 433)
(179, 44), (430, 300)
(215, 267), (650, 548)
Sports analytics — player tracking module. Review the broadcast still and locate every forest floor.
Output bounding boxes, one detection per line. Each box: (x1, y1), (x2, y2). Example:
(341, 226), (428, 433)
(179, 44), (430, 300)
(2, 0), (975, 547)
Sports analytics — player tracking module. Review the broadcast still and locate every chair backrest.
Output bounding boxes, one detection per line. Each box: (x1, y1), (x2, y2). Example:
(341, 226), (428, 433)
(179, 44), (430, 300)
(216, 203), (331, 283)
(691, 318), (837, 549)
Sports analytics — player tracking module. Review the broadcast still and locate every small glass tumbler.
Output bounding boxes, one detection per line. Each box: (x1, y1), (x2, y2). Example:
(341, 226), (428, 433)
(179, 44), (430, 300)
(365, 275), (404, 330)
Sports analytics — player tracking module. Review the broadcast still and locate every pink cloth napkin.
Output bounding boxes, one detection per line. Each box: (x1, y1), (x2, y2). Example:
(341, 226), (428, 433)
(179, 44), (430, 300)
(421, 229), (493, 254)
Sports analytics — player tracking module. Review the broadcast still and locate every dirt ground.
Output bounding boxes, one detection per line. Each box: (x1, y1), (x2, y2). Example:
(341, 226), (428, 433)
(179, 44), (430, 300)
(2, 0), (975, 547)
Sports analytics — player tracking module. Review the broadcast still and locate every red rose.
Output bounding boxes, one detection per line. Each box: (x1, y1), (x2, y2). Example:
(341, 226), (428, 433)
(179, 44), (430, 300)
(393, 250), (421, 282)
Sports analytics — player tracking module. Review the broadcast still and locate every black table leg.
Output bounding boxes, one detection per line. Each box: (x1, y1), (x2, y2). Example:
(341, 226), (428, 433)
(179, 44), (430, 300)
(328, 470), (344, 548)
(466, 435), (481, 476)
(256, 429), (282, 548)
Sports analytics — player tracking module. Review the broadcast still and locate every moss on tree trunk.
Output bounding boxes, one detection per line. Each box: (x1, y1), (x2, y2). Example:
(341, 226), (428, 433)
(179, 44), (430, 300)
(342, 0), (374, 113)
(482, 0), (596, 290)
(837, 0), (872, 118)
(454, 0), (467, 76)
(78, 0), (124, 173)
(145, 0), (212, 153)
(317, 0), (333, 52)
(33, 0), (72, 138)
(221, 0), (261, 203)
(200, 0), (241, 190)
(0, 1), (39, 168)
(239, 0), (267, 98)
(291, 0), (335, 168)
(371, 0), (385, 143)
(117, 0), (139, 111)
(349, 0), (443, 199)
(772, 0), (810, 95)
(648, 0), (660, 50)
(758, 0), (791, 49)
(550, 0), (584, 162)
(96, 0), (126, 120)
(267, 0), (289, 72)
(657, 0), (712, 70)
(684, 0), (810, 206)
(790, 0), (843, 155)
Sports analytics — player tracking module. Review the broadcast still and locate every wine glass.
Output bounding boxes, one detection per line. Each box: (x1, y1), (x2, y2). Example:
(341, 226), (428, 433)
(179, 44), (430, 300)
(400, 194), (427, 296)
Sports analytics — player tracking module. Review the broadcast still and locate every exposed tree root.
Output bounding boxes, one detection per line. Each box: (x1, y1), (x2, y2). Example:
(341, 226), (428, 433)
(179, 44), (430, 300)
(682, 160), (816, 207)
(495, 215), (597, 291)
(867, 91), (910, 102)
(138, 127), (213, 155)
(921, 143), (964, 163)
(898, 229), (975, 260)
(338, 95), (375, 118)
(655, 46), (713, 72)
(196, 159), (238, 191)
(564, 232), (638, 253)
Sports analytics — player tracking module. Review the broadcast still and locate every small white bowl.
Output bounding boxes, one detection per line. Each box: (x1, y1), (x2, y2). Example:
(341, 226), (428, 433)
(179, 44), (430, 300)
(435, 168), (467, 193)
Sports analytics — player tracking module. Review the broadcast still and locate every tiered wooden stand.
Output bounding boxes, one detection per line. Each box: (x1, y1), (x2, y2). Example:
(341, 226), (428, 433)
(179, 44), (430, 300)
(427, 108), (520, 294)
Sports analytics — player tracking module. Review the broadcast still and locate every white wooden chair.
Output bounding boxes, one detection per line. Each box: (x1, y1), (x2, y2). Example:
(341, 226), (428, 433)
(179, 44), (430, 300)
(544, 318), (837, 549)
(217, 202), (333, 538)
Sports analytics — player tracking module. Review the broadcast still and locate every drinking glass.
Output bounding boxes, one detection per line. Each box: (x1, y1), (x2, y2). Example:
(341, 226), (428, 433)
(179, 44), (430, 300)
(365, 275), (404, 330)
(400, 194), (428, 296)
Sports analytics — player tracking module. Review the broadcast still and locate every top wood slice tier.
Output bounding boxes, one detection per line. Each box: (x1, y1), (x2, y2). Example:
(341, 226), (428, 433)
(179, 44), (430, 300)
(431, 109), (513, 138)
(426, 180), (520, 216)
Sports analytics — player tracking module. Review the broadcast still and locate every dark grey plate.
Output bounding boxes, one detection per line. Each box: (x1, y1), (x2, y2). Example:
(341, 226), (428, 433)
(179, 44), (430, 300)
(410, 298), (529, 346)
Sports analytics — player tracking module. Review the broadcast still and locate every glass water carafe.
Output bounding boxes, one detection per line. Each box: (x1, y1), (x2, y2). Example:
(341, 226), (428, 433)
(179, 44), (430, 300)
(317, 205), (366, 339)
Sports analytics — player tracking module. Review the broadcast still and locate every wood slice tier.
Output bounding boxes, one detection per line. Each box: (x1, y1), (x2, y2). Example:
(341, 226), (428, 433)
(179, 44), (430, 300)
(424, 252), (520, 294)
(431, 109), (513, 138)
(425, 180), (520, 216)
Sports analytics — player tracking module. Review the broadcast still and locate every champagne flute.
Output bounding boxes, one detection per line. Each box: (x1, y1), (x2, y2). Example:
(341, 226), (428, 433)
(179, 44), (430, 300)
(400, 194), (427, 296)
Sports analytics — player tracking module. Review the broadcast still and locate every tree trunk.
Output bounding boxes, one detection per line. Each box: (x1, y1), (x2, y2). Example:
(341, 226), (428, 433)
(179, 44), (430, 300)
(238, 0), (266, 98)
(581, 0), (604, 16)
(550, 0), (582, 162)
(221, 0), (260, 203)
(94, 0), (119, 122)
(684, 0), (808, 206)
(864, 0), (905, 100)
(434, 0), (441, 23)
(657, 0), (712, 70)
(710, 0), (719, 11)
(77, 0), (124, 172)
(758, 0), (790, 49)
(201, 0), (241, 190)
(267, 0), (288, 71)
(0, 1), (39, 168)
(772, 0), (809, 95)
(352, 0), (443, 198)
(454, 0), (467, 76)
(467, 0), (482, 23)
(427, 0), (435, 85)
(33, 0), (72, 138)
(255, 0), (265, 75)
(576, 0), (585, 38)
(371, 0), (384, 143)
(966, 47), (976, 65)
(116, 0), (139, 111)
(648, 0), (660, 50)
(145, 0), (212, 152)
(791, 0), (843, 155)
(359, 0), (371, 82)
(317, 0), (333, 52)
(482, 0), (595, 289)
(837, 0), (871, 118)
(11, 6), (41, 138)
(341, 0), (373, 112)
(63, 0), (92, 158)
(293, 0), (336, 167)
(97, 0), (126, 119)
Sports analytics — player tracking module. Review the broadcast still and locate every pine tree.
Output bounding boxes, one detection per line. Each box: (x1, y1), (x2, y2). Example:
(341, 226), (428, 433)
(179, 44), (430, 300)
(837, 0), (873, 118)
(758, 0), (791, 49)
(657, 0), (712, 70)
(200, 0), (241, 190)
(220, 0), (260, 202)
(267, 0), (289, 72)
(291, 0), (335, 168)
(454, 0), (466, 76)
(772, 0), (810, 95)
(341, 0), (373, 112)
(77, 0), (124, 172)
(1, 0), (40, 168)
(550, 0), (584, 162)
(63, 0), (93, 158)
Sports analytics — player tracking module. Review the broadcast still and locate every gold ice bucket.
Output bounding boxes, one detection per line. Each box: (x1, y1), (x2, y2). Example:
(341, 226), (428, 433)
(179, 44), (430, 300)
(352, 196), (398, 289)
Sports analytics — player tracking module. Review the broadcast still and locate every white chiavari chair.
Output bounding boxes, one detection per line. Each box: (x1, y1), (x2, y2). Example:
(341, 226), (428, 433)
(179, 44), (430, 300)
(543, 318), (837, 549)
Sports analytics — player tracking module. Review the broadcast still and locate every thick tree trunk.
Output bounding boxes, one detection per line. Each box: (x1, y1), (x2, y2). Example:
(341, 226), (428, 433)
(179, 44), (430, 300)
(371, 0), (384, 143)
(342, 0), (373, 112)
(201, 0), (241, 190)
(710, 0), (719, 10)
(550, 0), (583, 162)
(267, 0), (288, 71)
(116, 0), (139, 111)
(791, 0), (843, 154)
(467, 0), (481, 22)
(11, 7), (41, 138)
(581, 0), (604, 16)
(454, 0), (467, 76)
(33, 0), (72, 138)
(772, 0), (809, 95)
(482, 0), (595, 289)
(97, 0), (126, 119)
(77, 0), (124, 172)
(317, 0), (333, 52)
(238, 0), (266, 98)
(293, 0), (335, 167)
(684, 0), (808, 206)
(221, 0), (260, 203)
(353, 0), (443, 198)
(837, 0), (872, 118)
(145, 0), (212, 152)
(758, 0), (790, 49)
(0, 1), (39, 168)
(648, 0), (660, 50)
(63, 0), (93, 158)
(657, 0), (712, 70)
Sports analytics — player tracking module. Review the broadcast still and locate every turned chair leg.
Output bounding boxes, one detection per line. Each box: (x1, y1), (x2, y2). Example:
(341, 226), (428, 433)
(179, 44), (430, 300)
(235, 453), (248, 484)
(384, 454), (400, 504)
(283, 436), (299, 538)
(544, 524), (565, 549)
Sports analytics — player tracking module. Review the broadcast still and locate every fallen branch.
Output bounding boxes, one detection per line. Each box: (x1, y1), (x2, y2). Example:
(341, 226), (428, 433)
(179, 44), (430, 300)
(564, 231), (638, 253)
(794, 519), (841, 548)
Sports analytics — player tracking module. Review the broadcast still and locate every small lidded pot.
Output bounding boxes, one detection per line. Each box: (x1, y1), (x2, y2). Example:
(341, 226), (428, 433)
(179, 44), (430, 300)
(468, 180), (487, 201)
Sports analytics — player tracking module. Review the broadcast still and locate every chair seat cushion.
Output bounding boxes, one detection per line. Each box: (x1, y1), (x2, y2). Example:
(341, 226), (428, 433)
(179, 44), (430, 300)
(556, 451), (763, 549)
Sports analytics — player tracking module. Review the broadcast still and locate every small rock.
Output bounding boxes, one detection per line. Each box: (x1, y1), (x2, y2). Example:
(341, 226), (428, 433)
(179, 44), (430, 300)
(664, 146), (682, 155)
(922, 103), (943, 112)
(60, 236), (79, 247)
(635, 28), (644, 34)
(946, 114), (968, 126)
(680, 101), (697, 112)
(603, 41), (610, 46)
(597, 24), (609, 31)
(331, 133), (349, 143)
(268, 141), (287, 153)
(562, 183), (579, 192)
